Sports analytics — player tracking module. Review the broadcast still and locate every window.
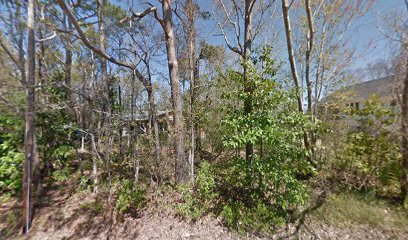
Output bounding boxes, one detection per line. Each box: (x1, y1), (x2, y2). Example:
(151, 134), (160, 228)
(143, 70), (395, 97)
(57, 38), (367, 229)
(346, 102), (359, 115)
(390, 100), (397, 107)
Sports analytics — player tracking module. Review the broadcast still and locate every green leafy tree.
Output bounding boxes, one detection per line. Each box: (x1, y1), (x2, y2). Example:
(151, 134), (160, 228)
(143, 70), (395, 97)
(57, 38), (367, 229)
(217, 47), (314, 231)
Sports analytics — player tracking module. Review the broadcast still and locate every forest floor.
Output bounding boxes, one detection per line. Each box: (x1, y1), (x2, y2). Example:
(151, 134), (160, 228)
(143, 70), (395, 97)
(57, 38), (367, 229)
(1, 178), (408, 240)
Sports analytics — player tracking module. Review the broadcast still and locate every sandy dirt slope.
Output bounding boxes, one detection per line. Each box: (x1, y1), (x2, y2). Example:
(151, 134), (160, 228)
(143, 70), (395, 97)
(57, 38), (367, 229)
(1, 184), (407, 240)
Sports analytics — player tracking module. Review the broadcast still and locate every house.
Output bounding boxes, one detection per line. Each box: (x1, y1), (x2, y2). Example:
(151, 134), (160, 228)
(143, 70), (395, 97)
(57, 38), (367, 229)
(318, 75), (403, 129)
(122, 110), (173, 136)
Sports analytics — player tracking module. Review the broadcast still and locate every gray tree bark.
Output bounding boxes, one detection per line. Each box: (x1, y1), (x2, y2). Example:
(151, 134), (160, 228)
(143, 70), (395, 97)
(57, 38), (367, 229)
(161, 0), (188, 182)
(23, 0), (35, 233)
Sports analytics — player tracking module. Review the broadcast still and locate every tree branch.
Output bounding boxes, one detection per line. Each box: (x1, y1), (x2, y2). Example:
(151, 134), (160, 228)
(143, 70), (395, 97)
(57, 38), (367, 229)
(56, 0), (134, 70)
(0, 33), (23, 71)
(119, 7), (158, 24)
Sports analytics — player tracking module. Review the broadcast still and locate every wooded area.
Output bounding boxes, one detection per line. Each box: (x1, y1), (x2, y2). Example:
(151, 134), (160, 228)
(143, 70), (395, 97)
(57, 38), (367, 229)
(0, 0), (407, 238)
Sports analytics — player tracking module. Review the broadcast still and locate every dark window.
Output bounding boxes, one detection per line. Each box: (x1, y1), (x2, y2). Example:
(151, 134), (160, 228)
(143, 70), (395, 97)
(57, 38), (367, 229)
(390, 100), (397, 107)
(355, 102), (359, 110)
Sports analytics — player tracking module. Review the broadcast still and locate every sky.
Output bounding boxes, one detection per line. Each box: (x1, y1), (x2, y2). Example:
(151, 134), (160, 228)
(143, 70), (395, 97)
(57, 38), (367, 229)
(347, 0), (406, 70)
(111, 0), (407, 80)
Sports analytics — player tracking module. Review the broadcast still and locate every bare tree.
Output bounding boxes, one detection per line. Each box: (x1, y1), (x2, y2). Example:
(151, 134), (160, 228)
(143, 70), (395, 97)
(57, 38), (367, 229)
(120, 0), (188, 181)
(174, 0), (199, 181)
(282, 0), (373, 160)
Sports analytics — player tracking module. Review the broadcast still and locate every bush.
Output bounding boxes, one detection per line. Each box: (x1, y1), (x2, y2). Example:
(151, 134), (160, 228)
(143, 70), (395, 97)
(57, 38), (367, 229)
(336, 95), (401, 195)
(115, 179), (146, 215)
(177, 161), (218, 219)
(0, 115), (24, 194)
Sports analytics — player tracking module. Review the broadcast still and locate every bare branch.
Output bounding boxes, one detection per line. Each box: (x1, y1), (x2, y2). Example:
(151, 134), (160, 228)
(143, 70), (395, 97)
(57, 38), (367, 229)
(119, 6), (158, 24)
(0, 33), (23, 71)
(37, 31), (57, 42)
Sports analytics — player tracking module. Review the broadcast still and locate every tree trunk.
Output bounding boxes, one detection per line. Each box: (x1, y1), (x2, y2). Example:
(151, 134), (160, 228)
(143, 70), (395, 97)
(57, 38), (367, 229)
(97, 0), (112, 191)
(146, 79), (161, 183)
(281, 0), (303, 112)
(64, 15), (73, 106)
(97, 0), (110, 120)
(90, 51), (98, 192)
(281, 0), (314, 168)
(305, 0), (314, 115)
(186, 0), (197, 181)
(23, 0), (35, 233)
(304, 0), (316, 153)
(161, 0), (187, 182)
(401, 56), (408, 205)
(243, 0), (255, 160)
(194, 57), (201, 154)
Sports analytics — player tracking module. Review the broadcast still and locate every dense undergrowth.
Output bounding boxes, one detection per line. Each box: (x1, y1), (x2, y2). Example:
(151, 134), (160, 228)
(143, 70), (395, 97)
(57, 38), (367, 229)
(0, 49), (407, 237)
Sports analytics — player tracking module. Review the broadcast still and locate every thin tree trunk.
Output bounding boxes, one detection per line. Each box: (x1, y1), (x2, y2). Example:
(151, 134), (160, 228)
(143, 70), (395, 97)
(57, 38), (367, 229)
(281, 0), (302, 112)
(194, 57), (201, 154)
(23, 0), (35, 233)
(64, 15), (73, 107)
(90, 52), (98, 192)
(146, 79), (161, 183)
(401, 56), (408, 204)
(243, 0), (255, 160)
(186, 0), (197, 181)
(281, 0), (314, 167)
(97, 0), (109, 119)
(313, 21), (326, 115)
(304, 0), (317, 153)
(97, 0), (113, 192)
(305, 0), (314, 115)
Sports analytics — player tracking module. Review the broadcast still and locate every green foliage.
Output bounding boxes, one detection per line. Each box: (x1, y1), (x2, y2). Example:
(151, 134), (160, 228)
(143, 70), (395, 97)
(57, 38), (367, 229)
(78, 175), (93, 191)
(177, 184), (206, 219)
(47, 71), (69, 101)
(37, 71), (78, 180)
(177, 161), (218, 219)
(220, 199), (283, 233)
(0, 115), (24, 194)
(338, 95), (401, 194)
(195, 161), (218, 200)
(115, 179), (146, 214)
(52, 167), (71, 183)
(178, 47), (313, 232)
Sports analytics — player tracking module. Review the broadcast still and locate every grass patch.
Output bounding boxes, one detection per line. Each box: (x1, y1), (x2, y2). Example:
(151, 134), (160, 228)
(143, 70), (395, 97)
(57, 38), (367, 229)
(313, 193), (408, 230)
(0, 192), (12, 204)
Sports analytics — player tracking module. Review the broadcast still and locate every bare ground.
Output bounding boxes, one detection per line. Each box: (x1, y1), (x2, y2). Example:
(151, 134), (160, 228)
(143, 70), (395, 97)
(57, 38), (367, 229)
(1, 182), (407, 240)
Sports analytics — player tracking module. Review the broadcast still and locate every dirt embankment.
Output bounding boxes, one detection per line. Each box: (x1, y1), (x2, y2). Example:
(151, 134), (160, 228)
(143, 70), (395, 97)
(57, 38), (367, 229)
(1, 184), (407, 240)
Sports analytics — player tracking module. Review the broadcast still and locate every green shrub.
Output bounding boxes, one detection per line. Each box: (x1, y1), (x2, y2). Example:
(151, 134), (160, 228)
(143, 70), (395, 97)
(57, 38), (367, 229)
(80, 201), (104, 215)
(196, 161), (218, 201)
(0, 115), (24, 194)
(337, 95), (401, 195)
(177, 161), (218, 219)
(177, 184), (205, 219)
(0, 151), (23, 193)
(115, 179), (146, 214)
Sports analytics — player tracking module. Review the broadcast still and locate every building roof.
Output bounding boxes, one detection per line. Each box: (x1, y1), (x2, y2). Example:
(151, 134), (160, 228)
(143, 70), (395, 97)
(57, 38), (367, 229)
(123, 110), (173, 122)
(346, 76), (402, 99)
(321, 75), (403, 104)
